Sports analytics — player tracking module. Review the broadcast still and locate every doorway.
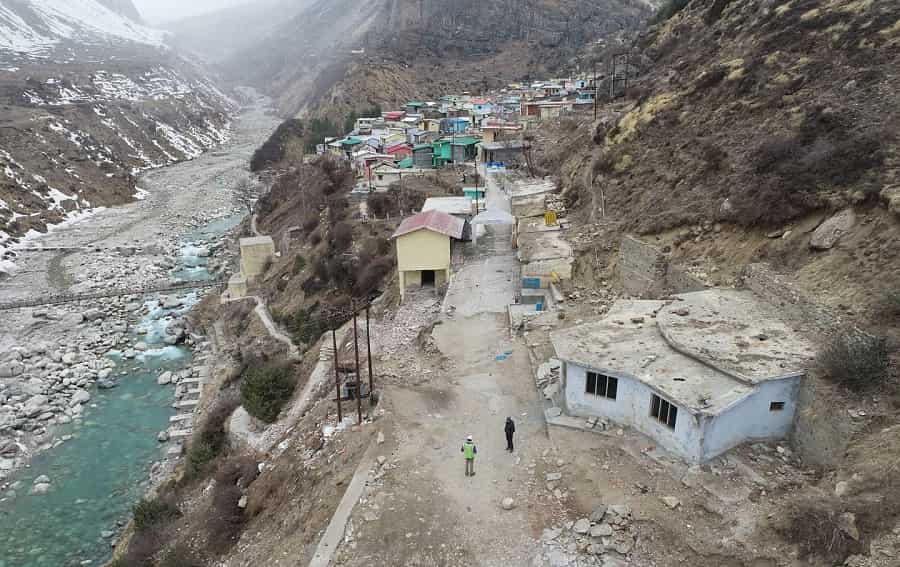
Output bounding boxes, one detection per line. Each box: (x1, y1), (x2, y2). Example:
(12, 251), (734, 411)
(421, 270), (436, 287)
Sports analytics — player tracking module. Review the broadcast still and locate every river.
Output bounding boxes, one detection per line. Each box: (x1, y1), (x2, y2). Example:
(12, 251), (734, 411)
(0, 93), (278, 566)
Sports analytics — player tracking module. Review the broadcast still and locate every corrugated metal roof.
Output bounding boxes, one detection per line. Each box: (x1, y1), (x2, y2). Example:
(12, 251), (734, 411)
(392, 209), (466, 240)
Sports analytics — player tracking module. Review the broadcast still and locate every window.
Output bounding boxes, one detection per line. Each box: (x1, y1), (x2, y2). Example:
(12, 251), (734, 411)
(770, 402), (785, 411)
(585, 372), (618, 400)
(650, 394), (677, 429)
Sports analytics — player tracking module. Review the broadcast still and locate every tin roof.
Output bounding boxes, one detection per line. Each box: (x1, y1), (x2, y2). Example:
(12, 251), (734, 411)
(392, 209), (466, 240)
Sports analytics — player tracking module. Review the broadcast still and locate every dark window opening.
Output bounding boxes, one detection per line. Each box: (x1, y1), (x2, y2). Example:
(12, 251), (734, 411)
(421, 270), (436, 287)
(650, 394), (677, 429)
(585, 372), (618, 400)
(770, 402), (785, 411)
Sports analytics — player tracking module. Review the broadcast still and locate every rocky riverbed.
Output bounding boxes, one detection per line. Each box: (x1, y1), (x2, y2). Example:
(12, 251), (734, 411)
(0, 90), (278, 565)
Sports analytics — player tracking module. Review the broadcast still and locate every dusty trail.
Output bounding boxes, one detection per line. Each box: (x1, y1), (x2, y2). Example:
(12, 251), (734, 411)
(330, 169), (552, 567)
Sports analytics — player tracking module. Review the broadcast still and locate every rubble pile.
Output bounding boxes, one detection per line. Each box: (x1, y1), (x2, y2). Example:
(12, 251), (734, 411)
(536, 504), (638, 567)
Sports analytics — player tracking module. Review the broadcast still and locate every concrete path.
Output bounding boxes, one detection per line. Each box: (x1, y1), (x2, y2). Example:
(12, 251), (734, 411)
(307, 438), (380, 567)
(222, 294), (299, 359)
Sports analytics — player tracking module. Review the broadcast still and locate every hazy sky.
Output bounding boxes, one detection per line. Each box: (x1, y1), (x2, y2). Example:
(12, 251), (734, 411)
(133, 0), (251, 24)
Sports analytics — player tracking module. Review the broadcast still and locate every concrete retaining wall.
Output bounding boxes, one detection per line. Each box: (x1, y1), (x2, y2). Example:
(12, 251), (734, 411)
(618, 235), (704, 298)
(739, 263), (842, 335)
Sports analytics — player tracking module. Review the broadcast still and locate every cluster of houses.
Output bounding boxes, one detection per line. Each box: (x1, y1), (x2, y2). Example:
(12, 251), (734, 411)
(317, 76), (602, 191)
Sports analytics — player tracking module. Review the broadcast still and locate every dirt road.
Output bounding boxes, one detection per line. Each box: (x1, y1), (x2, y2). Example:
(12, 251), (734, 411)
(330, 169), (557, 566)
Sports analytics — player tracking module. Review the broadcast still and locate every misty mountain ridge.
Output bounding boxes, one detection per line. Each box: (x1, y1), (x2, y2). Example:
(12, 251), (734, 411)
(0, 0), (161, 58)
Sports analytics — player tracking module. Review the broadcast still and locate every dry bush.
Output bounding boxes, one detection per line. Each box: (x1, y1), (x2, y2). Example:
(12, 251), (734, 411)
(693, 66), (727, 92)
(207, 481), (246, 554)
(186, 392), (241, 479)
(874, 288), (900, 324)
(332, 222), (354, 252)
(355, 255), (394, 297)
(216, 454), (260, 489)
(817, 331), (889, 391)
(367, 192), (396, 217)
(559, 117), (580, 132)
(779, 498), (863, 562)
(159, 544), (204, 567)
(245, 464), (295, 518)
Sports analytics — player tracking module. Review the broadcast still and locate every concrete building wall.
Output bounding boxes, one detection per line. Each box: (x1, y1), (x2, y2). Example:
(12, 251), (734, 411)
(564, 362), (704, 462)
(700, 377), (802, 459)
(396, 230), (450, 272)
(239, 237), (276, 281)
(740, 263), (842, 334)
(619, 235), (668, 298)
(619, 235), (705, 298)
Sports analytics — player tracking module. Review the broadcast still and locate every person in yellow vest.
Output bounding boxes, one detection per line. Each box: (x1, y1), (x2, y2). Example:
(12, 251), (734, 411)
(461, 435), (477, 477)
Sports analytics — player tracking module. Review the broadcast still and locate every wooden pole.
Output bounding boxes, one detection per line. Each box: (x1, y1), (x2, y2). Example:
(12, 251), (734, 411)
(366, 305), (374, 405)
(352, 308), (363, 424)
(332, 327), (342, 423)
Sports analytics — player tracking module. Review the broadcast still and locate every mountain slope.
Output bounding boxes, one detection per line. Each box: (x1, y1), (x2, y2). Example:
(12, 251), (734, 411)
(0, 0), (237, 272)
(221, 0), (653, 117)
(0, 0), (162, 56)
(163, 0), (316, 64)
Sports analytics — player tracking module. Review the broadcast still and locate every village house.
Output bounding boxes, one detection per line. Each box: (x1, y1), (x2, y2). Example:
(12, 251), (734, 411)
(370, 162), (428, 190)
(392, 209), (466, 301)
(549, 291), (815, 463)
(480, 140), (529, 165)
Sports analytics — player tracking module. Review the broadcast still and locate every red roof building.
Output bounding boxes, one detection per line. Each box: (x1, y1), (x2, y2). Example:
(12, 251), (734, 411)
(392, 209), (466, 240)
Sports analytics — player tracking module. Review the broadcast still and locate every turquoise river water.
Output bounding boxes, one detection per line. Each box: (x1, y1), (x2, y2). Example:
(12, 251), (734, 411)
(0, 214), (241, 567)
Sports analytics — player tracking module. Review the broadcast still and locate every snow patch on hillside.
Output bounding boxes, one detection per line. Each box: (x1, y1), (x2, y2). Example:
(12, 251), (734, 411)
(0, 0), (164, 55)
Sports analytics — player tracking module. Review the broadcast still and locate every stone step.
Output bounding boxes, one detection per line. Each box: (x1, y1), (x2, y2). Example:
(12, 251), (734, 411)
(173, 399), (197, 409)
(180, 377), (201, 385)
(185, 388), (202, 396)
(167, 429), (192, 439)
(169, 414), (192, 423)
(166, 445), (183, 456)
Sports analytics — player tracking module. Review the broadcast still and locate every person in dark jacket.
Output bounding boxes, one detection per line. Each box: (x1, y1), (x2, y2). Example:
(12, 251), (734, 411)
(505, 417), (515, 452)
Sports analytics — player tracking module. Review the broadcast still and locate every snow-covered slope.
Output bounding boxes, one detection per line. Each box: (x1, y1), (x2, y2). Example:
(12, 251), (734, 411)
(0, 0), (163, 56)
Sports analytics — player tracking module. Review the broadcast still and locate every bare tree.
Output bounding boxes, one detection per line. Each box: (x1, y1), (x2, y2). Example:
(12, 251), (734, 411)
(233, 176), (260, 216)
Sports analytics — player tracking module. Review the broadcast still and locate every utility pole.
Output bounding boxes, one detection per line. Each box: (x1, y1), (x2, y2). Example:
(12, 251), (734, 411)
(352, 306), (363, 424)
(365, 305), (374, 406)
(332, 327), (342, 422)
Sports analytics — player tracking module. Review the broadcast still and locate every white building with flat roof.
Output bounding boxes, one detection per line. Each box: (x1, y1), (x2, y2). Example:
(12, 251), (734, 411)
(550, 290), (815, 463)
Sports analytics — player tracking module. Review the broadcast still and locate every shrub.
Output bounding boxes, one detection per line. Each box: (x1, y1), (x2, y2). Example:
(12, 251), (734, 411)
(240, 362), (296, 423)
(186, 394), (241, 479)
(693, 66), (727, 91)
(817, 331), (889, 390)
(779, 499), (863, 562)
(332, 222), (354, 252)
(207, 481), (246, 554)
(355, 255), (394, 297)
(367, 192), (395, 217)
(159, 544), (204, 567)
(133, 496), (181, 531)
(291, 255), (306, 276)
(876, 289), (900, 323)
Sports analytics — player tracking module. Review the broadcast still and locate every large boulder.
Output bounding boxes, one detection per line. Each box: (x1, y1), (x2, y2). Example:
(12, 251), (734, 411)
(70, 390), (91, 406)
(810, 209), (856, 250)
(0, 361), (24, 378)
(23, 395), (50, 418)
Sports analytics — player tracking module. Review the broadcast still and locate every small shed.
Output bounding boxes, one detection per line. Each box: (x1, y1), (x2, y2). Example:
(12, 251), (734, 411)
(392, 210), (466, 302)
(412, 144), (435, 169)
(239, 236), (276, 282)
(450, 137), (480, 163)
